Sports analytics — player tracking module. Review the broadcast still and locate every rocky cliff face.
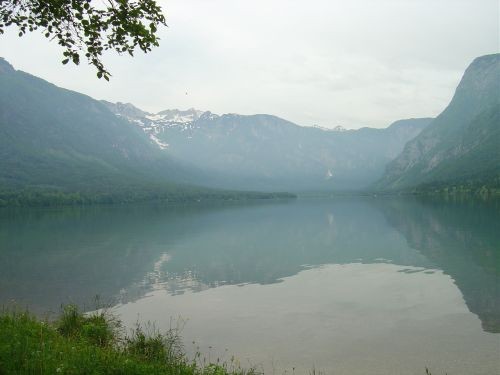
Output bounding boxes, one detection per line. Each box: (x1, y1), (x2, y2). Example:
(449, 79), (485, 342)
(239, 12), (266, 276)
(376, 54), (500, 191)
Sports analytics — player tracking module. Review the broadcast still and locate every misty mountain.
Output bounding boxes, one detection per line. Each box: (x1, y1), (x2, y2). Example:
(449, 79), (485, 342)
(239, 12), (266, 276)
(0, 58), (290, 205)
(104, 102), (431, 191)
(0, 55), (449, 202)
(375, 54), (500, 192)
(0, 58), (192, 192)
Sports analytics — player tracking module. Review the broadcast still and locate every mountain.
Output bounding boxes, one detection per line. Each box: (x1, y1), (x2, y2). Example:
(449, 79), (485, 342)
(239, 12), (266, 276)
(0, 58), (183, 192)
(104, 102), (431, 191)
(0, 55), (438, 202)
(0, 58), (290, 205)
(376, 54), (500, 192)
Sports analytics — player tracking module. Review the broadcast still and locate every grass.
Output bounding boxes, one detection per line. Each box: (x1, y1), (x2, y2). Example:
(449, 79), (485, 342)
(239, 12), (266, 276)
(0, 305), (258, 375)
(0, 305), (449, 374)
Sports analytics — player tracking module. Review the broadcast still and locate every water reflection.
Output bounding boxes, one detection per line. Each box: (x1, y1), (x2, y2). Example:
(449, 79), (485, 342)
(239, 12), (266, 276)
(0, 197), (498, 334)
(376, 197), (500, 333)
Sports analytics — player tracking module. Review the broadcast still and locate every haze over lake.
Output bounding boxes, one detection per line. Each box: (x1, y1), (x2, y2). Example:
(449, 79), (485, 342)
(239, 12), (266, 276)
(0, 0), (498, 373)
(1, 197), (498, 374)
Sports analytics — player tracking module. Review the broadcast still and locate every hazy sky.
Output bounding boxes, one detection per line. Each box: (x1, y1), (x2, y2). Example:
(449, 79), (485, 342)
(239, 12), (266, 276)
(1, 0), (498, 128)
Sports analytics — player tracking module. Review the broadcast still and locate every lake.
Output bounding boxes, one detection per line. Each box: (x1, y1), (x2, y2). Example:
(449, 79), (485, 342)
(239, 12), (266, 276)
(0, 197), (499, 374)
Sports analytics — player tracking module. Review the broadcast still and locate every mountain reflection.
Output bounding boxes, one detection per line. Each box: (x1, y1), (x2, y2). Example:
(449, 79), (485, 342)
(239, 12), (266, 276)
(375, 197), (500, 333)
(0, 197), (498, 333)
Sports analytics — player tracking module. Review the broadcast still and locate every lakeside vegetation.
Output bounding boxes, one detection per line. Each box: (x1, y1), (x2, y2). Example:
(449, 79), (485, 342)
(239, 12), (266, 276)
(0, 187), (296, 208)
(0, 305), (258, 375)
(0, 306), (447, 375)
(411, 178), (500, 198)
(2, 182), (498, 208)
(368, 175), (500, 199)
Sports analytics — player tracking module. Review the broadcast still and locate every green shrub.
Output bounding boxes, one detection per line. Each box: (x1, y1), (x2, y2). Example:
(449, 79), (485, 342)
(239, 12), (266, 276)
(56, 304), (119, 347)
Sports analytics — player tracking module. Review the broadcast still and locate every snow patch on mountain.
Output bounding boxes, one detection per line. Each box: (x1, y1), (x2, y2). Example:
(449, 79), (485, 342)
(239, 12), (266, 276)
(149, 133), (169, 149)
(311, 124), (347, 132)
(145, 109), (203, 124)
(145, 114), (165, 122)
(103, 102), (216, 150)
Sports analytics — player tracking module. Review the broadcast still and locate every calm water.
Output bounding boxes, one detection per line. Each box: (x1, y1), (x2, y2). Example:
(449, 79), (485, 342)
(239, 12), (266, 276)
(1, 197), (499, 374)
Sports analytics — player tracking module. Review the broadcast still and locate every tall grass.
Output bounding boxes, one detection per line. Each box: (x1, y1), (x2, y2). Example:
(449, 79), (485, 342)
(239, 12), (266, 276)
(0, 305), (258, 374)
(0, 305), (448, 374)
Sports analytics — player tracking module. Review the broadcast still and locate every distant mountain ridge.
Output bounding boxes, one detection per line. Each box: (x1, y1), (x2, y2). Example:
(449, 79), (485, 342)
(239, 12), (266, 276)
(1, 55), (431, 204)
(375, 53), (500, 192)
(104, 101), (431, 191)
(0, 57), (289, 205)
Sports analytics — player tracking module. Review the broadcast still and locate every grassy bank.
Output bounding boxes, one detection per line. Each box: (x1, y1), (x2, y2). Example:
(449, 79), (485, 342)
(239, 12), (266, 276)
(0, 306), (448, 374)
(0, 306), (256, 375)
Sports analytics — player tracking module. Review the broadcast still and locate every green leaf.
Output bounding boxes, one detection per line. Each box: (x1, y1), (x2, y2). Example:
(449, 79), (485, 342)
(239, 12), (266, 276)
(2, 0), (166, 80)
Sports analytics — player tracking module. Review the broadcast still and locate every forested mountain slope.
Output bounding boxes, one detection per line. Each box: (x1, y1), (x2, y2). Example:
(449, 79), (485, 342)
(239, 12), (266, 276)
(0, 58), (287, 205)
(375, 54), (500, 192)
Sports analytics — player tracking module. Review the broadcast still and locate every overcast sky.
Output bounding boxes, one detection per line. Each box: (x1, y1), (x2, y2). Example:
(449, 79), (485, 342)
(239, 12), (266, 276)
(1, 0), (498, 128)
